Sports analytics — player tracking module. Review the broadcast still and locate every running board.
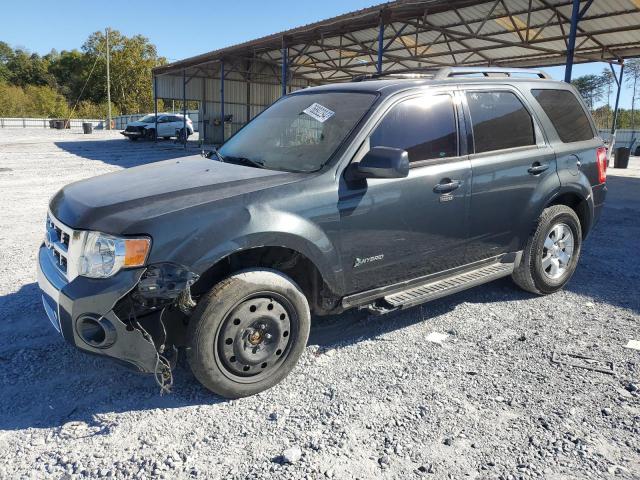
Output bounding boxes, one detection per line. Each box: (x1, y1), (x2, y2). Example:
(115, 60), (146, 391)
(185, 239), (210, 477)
(380, 262), (514, 311)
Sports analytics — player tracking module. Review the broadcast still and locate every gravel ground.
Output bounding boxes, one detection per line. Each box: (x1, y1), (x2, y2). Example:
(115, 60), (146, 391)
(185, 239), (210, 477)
(0, 129), (638, 480)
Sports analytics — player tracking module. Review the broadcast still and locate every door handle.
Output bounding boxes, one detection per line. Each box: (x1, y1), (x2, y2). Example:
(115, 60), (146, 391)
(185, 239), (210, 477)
(528, 163), (549, 175)
(433, 179), (462, 193)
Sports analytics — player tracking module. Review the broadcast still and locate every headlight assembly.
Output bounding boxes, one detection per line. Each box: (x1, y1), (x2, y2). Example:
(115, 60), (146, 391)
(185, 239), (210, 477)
(78, 231), (151, 278)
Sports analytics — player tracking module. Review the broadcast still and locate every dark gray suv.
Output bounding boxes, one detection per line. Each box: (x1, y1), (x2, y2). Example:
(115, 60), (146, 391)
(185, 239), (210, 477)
(37, 67), (607, 398)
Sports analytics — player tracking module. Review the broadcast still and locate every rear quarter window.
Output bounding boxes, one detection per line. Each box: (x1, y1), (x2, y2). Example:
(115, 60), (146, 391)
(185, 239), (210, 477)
(531, 89), (594, 143)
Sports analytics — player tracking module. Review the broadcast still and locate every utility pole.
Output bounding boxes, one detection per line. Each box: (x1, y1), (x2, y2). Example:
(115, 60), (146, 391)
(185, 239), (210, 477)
(106, 27), (112, 130)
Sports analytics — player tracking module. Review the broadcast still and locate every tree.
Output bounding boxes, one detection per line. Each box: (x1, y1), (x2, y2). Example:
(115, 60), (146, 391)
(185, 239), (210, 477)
(600, 68), (616, 128)
(572, 74), (605, 111)
(81, 30), (166, 114)
(625, 59), (640, 130)
(6, 49), (55, 87)
(0, 33), (166, 118)
(0, 41), (12, 82)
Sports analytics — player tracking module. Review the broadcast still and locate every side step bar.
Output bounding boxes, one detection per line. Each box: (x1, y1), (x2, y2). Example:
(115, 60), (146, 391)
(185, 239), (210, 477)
(383, 262), (514, 310)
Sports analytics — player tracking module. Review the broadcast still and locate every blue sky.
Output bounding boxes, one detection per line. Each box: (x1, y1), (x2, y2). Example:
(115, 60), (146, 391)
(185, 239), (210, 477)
(0, 0), (634, 107)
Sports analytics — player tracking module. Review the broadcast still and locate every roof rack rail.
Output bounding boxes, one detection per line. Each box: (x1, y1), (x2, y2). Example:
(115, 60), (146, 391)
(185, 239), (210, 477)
(352, 70), (437, 82)
(434, 66), (551, 80)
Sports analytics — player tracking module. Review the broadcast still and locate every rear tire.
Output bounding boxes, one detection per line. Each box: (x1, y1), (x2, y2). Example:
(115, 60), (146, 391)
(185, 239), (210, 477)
(512, 205), (582, 295)
(187, 269), (310, 398)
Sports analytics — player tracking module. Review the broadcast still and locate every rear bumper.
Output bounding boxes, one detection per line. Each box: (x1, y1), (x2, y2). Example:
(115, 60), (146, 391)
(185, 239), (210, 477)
(36, 244), (160, 373)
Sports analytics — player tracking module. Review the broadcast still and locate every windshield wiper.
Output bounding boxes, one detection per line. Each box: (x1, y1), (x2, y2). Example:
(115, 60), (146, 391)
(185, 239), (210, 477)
(223, 156), (265, 169)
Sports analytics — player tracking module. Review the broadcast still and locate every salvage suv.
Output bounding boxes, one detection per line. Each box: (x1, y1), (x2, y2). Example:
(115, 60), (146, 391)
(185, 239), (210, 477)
(38, 67), (607, 398)
(121, 113), (194, 141)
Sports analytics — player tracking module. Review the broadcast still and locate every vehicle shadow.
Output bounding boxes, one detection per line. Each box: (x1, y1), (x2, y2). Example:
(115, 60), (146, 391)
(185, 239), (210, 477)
(54, 138), (197, 168)
(0, 282), (225, 432)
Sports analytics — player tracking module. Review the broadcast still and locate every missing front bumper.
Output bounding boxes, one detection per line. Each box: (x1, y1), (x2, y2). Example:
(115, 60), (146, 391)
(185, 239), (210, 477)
(36, 244), (161, 373)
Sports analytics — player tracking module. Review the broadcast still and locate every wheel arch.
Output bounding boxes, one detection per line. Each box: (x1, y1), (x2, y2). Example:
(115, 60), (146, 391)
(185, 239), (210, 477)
(191, 243), (341, 315)
(543, 189), (593, 239)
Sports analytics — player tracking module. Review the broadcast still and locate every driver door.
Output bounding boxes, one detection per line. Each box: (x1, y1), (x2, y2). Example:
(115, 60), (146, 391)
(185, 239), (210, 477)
(338, 92), (472, 294)
(156, 115), (171, 137)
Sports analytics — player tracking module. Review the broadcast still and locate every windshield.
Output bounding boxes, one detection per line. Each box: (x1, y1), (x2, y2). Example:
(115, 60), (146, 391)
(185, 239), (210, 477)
(139, 114), (156, 123)
(218, 92), (376, 172)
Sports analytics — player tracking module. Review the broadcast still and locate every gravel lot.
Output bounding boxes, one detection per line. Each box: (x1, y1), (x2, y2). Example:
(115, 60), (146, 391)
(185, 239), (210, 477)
(0, 129), (638, 480)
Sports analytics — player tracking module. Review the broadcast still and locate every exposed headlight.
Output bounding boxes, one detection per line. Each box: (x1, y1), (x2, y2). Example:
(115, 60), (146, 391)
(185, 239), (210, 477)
(78, 232), (151, 278)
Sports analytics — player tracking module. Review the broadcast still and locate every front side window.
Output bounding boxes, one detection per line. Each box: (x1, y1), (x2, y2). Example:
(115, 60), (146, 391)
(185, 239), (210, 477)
(139, 114), (156, 123)
(466, 91), (535, 153)
(532, 89), (594, 143)
(218, 92), (376, 172)
(369, 95), (458, 163)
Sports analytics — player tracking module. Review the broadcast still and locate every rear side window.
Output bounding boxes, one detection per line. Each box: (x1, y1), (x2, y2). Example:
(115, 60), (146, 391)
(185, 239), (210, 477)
(466, 91), (535, 153)
(532, 89), (594, 143)
(370, 95), (458, 163)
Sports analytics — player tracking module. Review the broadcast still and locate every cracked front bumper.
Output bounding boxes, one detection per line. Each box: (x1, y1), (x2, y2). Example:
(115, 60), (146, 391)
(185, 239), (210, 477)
(36, 244), (160, 373)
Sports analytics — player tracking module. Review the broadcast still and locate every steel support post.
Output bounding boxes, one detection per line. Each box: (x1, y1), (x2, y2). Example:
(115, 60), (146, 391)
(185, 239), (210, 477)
(182, 69), (187, 149)
(377, 19), (384, 75)
(612, 63), (625, 135)
(153, 76), (158, 143)
(564, 0), (581, 83)
(220, 59), (225, 143)
(281, 45), (288, 97)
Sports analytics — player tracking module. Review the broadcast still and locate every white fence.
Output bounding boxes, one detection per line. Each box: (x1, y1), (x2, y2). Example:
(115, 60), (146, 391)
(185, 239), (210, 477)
(0, 117), (106, 129)
(114, 110), (200, 131)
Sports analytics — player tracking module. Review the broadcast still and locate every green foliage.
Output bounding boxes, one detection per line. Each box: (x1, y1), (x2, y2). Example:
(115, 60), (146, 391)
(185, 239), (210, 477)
(0, 81), (67, 117)
(0, 30), (166, 118)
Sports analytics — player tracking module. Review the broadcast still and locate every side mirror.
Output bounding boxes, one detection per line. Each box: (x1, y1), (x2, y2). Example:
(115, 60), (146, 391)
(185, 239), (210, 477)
(352, 146), (409, 179)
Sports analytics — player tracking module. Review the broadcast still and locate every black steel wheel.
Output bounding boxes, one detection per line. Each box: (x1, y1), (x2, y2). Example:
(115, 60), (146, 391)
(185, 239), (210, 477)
(187, 269), (310, 398)
(216, 294), (295, 382)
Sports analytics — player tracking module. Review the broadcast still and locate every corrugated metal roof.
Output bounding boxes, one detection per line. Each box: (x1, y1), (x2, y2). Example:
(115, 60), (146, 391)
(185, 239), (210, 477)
(154, 0), (640, 82)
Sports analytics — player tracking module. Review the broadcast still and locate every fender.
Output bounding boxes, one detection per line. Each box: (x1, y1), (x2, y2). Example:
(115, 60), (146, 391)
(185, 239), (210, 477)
(532, 181), (594, 240)
(151, 203), (344, 296)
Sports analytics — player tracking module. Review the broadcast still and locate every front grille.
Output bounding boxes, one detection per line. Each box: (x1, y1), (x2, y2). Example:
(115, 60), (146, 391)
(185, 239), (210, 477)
(45, 213), (77, 279)
(125, 125), (144, 133)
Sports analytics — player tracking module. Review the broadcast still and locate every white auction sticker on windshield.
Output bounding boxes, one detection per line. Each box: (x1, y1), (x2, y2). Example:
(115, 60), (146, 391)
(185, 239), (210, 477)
(303, 103), (335, 123)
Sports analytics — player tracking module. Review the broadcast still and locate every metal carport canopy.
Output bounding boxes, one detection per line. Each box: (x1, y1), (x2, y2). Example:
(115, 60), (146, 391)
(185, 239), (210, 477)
(153, 0), (640, 83)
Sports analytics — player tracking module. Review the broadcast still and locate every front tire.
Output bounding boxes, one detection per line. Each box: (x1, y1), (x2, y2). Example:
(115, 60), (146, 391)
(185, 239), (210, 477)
(512, 205), (582, 295)
(187, 269), (310, 398)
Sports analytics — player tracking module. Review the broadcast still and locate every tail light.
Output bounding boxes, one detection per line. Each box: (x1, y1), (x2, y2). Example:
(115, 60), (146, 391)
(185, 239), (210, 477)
(596, 146), (607, 184)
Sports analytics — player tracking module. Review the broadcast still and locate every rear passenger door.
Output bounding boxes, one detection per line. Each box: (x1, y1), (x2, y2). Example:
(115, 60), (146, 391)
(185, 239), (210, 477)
(530, 88), (600, 187)
(462, 88), (558, 263)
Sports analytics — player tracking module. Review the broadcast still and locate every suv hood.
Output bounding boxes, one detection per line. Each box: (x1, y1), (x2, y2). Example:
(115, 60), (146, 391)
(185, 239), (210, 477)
(125, 121), (150, 128)
(50, 155), (303, 233)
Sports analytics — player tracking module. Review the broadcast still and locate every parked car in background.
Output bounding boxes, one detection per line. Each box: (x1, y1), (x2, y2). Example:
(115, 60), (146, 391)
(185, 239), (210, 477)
(121, 113), (194, 141)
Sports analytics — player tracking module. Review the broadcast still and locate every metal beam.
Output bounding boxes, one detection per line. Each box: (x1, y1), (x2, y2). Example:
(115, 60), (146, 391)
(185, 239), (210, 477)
(579, 0), (594, 20)
(612, 62), (625, 135)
